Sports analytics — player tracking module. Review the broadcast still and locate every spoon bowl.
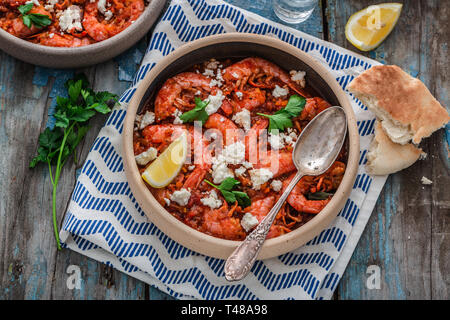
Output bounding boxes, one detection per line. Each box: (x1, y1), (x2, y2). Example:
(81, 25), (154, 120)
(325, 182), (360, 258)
(225, 106), (348, 281)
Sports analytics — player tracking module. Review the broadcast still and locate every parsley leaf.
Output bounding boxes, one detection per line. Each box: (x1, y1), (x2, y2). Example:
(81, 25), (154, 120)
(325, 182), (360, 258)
(204, 178), (251, 208)
(18, 4), (52, 29)
(257, 94), (306, 133)
(29, 74), (118, 250)
(179, 97), (210, 124)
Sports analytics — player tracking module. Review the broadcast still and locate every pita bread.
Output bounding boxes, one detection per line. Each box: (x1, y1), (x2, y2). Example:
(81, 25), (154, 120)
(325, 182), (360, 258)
(348, 65), (449, 145)
(366, 121), (423, 175)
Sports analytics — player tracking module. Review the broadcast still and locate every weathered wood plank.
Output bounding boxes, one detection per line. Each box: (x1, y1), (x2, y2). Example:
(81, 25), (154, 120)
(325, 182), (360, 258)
(326, 0), (449, 299)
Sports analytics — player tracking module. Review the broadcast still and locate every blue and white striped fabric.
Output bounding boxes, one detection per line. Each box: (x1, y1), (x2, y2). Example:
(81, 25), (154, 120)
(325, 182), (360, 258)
(60, 0), (387, 300)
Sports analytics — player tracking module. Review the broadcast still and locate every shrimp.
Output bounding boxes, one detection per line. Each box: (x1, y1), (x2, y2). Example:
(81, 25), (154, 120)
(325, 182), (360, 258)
(244, 117), (268, 163)
(223, 57), (310, 99)
(201, 201), (245, 240)
(256, 150), (296, 178)
(82, 0), (144, 42)
(230, 87), (266, 112)
(154, 72), (215, 121)
(2, 5), (51, 38)
(281, 166), (345, 214)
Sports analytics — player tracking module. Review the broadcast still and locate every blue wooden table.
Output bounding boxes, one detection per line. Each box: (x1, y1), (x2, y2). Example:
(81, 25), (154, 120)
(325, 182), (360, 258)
(1, 0), (448, 299)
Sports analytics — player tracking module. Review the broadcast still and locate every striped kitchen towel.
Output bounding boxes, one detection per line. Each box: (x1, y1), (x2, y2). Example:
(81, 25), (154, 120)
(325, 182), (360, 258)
(60, 0), (386, 299)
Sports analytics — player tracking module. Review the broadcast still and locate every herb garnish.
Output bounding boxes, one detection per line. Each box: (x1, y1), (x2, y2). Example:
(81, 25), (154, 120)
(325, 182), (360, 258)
(30, 74), (118, 250)
(19, 3), (52, 29)
(204, 178), (251, 208)
(307, 191), (334, 200)
(257, 95), (306, 133)
(179, 97), (210, 124)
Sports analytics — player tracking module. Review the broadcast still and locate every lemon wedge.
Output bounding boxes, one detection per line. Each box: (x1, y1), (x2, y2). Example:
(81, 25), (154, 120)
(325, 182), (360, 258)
(141, 132), (188, 188)
(345, 3), (402, 51)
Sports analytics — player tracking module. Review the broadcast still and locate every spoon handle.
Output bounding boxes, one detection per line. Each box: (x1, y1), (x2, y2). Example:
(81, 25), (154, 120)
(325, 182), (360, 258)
(224, 171), (304, 281)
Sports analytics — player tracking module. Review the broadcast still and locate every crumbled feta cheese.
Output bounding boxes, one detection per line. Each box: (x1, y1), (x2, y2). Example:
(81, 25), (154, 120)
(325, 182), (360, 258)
(195, 90), (202, 96)
(59, 5), (83, 32)
(188, 165), (195, 171)
(44, 0), (59, 12)
(232, 72), (239, 79)
(241, 213), (259, 232)
(235, 91), (243, 100)
(170, 188), (191, 206)
(48, 33), (54, 38)
(235, 166), (246, 177)
(173, 109), (183, 124)
(203, 68), (215, 78)
(271, 180), (283, 192)
(135, 147), (157, 166)
(138, 111), (155, 129)
(205, 90), (225, 115)
(206, 59), (220, 70)
(232, 109), (251, 131)
(200, 190), (222, 209)
(97, 0), (113, 20)
(243, 161), (253, 169)
(211, 156), (234, 184)
(222, 141), (246, 165)
(164, 198), (171, 206)
(421, 176), (433, 185)
(268, 132), (285, 150)
(272, 85), (289, 98)
(249, 168), (273, 190)
(290, 70), (306, 87)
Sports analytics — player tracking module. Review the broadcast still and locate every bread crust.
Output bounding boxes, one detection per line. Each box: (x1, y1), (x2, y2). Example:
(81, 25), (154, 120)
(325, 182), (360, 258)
(348, 65), (449, 144)
(366, 121), (422, 175)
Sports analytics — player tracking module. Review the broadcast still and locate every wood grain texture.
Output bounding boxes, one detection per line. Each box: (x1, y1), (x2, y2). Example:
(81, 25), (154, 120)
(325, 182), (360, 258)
(325, 0), (449, 300)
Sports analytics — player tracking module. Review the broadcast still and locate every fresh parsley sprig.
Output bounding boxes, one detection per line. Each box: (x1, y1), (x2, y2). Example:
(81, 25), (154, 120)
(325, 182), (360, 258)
(257, 95), (306, 133)
(30, 74), (118, 250)
(18, 3), (52, 29)
(205, 178), (251, 208)
(179, 97), (210, 124)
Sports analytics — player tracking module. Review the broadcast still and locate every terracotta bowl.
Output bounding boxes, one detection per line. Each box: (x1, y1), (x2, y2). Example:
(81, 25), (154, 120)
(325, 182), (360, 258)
(123, 33), (359, 260)
(0, 0), (166, 68)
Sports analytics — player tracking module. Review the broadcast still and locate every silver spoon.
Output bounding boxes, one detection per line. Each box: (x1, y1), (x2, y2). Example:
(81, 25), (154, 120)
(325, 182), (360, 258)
(224, 106), (347, 281)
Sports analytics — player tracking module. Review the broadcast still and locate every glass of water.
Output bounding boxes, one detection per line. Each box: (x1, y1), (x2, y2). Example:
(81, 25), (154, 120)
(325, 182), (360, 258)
(273, 0), (318, 24)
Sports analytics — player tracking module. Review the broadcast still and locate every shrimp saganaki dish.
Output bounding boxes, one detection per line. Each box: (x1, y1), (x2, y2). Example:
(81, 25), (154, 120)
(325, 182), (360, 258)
(133, 57), (347, 241)
(0, 0), (146, 47)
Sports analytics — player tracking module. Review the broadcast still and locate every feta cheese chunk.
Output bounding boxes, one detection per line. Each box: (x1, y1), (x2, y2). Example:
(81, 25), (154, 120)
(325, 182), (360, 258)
(200, 190), (222, 209)
(170, 188), (191, 206)
(164, 198), (171, 206)
(135, 147), (157, 166)
(249, 168), (273, 190)
(270, 180), (283, 192)
(272, 85), (289, 98)
(268, 132), (285, 150)
(97, 0), (113, 21)
(211, 155), (234, 184)
(59, 5), (83, 32)
(232, 109), (251, 131)
(205, 90), (225, 115)
(235, 166), (246, 177)
(421, 176), (433, 185)
(241, 213), (259, 232)
(222, 141), (246, 165)
(173, 109), (183, 124)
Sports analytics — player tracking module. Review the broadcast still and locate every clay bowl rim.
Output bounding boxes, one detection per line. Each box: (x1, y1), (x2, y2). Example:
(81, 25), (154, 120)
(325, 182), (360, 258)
(122, 33), (359, 260)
